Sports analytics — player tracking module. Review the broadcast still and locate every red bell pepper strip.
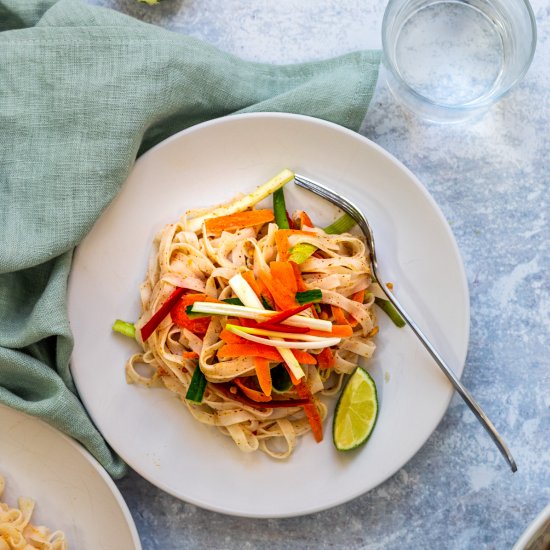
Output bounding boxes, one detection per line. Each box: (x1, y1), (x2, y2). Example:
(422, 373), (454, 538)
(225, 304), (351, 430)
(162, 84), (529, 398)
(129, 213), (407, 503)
(255, 303), (310, 327)
(296, 381), (324, 442)
(140, 287), (185, 342)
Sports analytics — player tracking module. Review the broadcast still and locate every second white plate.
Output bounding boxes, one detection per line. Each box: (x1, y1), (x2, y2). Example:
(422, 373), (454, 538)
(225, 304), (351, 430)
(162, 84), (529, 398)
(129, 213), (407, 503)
(68, 113), (469, 518)
(0, 404), (141, 549)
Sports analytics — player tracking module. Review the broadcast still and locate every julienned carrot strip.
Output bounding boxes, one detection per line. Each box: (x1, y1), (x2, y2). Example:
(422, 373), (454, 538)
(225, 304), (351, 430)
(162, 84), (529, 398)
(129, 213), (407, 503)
(308, 324), (354, 338)
(255, 303), (310, 326)
(290, 260), (308, 292)
(257, 279), (275, 309)
(331, 303), (360, 328)
(292, 350), (317, 365)
(274, 230), (291, 262)
(258, 269), (297, 310)
(310, 304), (319, 319)
(296, 381), (323, 442)
(242, 270), (261, 297)
(183, 351), (199, 359)
(348, 316), (359, 328)
(219, 328), (247, 344)
(331, 305), (349, 325)
(204, 209), (274, 233)
(270, 261), (297, 294)
(254, 357), (272, 396)
(299, 210), (314, 228)
(242, 270), (274, 309)
(234, 378), (272, 402)
(317, 347), (335, 369)
(217, 343), (316, 365)
(140, 287), (185, 341)
(342, 290), (365, 328)
(274, 229), (316, 260)
(283, 363), (301, 386)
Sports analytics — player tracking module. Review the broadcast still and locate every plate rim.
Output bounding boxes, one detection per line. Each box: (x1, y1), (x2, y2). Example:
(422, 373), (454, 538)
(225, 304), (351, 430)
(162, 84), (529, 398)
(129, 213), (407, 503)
(69, 112), (470, 518)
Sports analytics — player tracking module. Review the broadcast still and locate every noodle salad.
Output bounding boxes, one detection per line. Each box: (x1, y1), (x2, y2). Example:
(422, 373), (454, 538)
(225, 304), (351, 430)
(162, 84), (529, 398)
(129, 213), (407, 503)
(115, 169), (383, 459)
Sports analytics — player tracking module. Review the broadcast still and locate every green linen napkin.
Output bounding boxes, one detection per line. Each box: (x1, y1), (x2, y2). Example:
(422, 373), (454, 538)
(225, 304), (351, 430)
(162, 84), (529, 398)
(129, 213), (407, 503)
(0, 0), (380, 478)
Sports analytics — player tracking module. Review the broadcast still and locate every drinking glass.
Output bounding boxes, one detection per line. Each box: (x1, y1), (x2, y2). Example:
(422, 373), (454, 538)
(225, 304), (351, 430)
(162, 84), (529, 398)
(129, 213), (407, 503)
(382, 0), (537, 122)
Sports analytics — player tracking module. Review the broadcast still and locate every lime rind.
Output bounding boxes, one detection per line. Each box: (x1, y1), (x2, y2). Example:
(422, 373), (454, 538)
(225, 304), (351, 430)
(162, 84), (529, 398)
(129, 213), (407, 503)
(333, 367), (379, 451)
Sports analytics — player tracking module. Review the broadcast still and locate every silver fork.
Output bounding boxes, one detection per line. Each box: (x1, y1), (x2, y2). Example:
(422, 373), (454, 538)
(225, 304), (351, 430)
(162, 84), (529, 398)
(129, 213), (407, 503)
(294, 173), (517, 473)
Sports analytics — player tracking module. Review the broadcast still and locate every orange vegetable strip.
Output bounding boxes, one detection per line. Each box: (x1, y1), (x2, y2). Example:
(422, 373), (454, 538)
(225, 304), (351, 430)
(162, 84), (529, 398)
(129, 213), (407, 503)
(234, 378), (272, 402)
(219, 328), (247, 344)
(204, 209), (274, 233)
(255, 303), (310, 326)
(299, 210), (314, 228)
(317, 347), (335, 369)
(218, 343), (282, 361)
(258, 269), (297, 311)
(182, 351), (199, 359)
(243, 270), (275, 309)
(217, 343), (316, 365)
(241, 270), (262, 299)
(292, 349), (317, 365)
(351, 289), (365, 303)
(296, 381), (324, 442)
(274, 230), (291, 262)
(290, 260), (308, 292)
(270, 261), (297, 295)
(348, 316), (359, 328)
(283, 363), (301, 386)
(254, 357), (272, 396)
(331, 305), (349, 325)
(308, 324), (354, 338)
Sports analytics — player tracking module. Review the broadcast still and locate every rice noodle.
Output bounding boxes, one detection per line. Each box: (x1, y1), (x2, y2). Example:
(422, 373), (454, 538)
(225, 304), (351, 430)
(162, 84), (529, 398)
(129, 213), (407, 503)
(124, 178), (378, 458)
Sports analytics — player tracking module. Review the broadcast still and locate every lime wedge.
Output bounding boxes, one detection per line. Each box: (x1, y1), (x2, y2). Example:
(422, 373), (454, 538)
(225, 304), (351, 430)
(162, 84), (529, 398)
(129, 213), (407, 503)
(333, 367), (379, 451)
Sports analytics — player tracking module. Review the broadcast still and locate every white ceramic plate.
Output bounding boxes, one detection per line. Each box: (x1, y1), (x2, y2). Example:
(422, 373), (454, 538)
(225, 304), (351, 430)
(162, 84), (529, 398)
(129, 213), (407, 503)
(0, 404), (141, 549)
(68, 113), (469, 518)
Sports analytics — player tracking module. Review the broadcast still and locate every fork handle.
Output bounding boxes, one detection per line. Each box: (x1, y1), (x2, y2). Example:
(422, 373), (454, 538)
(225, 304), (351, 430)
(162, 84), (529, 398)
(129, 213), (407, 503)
(380, 286), (517, 472)
(294, 173), (517, 472)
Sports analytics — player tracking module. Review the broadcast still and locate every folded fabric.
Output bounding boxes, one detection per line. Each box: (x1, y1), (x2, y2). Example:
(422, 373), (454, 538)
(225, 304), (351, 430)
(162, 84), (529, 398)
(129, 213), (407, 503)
(0, 0), (380, 478)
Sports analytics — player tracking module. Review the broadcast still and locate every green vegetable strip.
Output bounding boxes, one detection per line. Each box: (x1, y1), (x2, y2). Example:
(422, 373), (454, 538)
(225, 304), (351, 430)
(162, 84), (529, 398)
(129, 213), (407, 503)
(289, 243), (317, 264)
(185, 305), (209, 318)
(270, 364), (293, 393)
(185, 365), (208, 403)
(375, 297), (406, 328)
(289, 213), (357, 264)
(295, 289), (322, 305)
(273, 187), (290, 229)
(323, 213), (356, 235)
(223, 297), (244, 306)
(112, 319), (136, 339)
(261, 295), (274, 310)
